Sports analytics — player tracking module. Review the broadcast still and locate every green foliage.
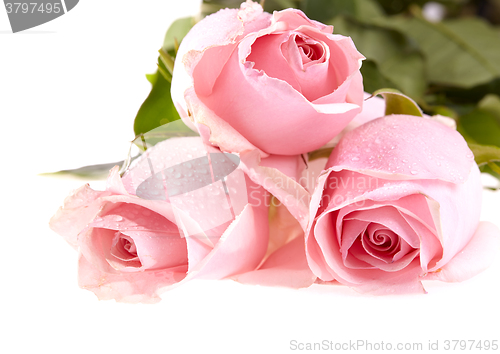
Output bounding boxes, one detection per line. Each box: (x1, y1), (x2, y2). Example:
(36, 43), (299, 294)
(40, 161), (127, 180)
(133, 17), (195, 137)
(163, 17), (196, 53)
(468, 143), (500, 166)
(459, 95), (500, 147)
(372, 89), (423, 116)
(384, 14), (500, 88)
(332, 15), (426, 100)
(133, 58), (181, 137)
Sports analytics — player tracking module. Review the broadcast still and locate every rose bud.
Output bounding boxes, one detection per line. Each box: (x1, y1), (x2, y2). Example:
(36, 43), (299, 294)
(171, 0), (364, 156)
(305, 114), (500, 294)
(50, 137), (269, 303)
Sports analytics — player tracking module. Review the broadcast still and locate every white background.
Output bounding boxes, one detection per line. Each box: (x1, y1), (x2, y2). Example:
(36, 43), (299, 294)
(1, 1), (499, 353)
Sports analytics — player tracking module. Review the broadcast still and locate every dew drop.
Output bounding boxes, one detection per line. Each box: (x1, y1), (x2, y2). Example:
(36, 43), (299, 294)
(410, 170), (418, 175)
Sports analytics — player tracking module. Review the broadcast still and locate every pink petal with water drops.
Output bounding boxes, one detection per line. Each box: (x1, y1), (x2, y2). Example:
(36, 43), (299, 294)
(171, 1), (272, 120)
(327, 114), (475, 183)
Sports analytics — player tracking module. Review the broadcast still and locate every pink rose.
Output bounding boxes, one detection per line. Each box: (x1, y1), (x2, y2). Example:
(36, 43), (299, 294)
(305, 114), (500, 294)
(49, 137), (270, 303)
(171, 0), (364, 156)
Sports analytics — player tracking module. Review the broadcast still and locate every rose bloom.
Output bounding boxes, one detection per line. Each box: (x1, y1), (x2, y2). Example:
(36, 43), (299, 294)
(50, 137), (269, 303)
(171, 0), (364, 156)
(305, 114), (500, 294)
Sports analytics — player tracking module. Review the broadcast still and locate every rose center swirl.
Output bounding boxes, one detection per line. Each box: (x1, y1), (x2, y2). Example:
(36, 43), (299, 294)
(295, 36), (323, 63)
(361, 227), (401, 260)
(111, 232), (140, 262)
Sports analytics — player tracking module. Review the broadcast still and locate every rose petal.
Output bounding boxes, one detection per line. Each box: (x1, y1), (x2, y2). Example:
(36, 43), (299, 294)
(184, 90), (267, 158)
(196, 36), (360, 155)
(340, 219), (369, 258)
(424, 221), (500, 282)
(246, 32), (302, 93)
(187, 202), (269, 280)
(171, 1), (272, 119)
(49, 184), (109, 248)
(264, 194), (305, 260)
(239, 149), (310, 230)
(306, 222), (426, 293)
(327, 114), (475, 183)
(78, 253), (187, 303)
(232, 236), (316, 288)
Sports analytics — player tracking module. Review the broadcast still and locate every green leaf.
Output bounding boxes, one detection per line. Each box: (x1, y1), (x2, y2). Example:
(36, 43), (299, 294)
(301, 0), (384, 24)
(468, 143), (500, 166)
(308, 147), (334, 162)
(133, 18), (196, 137)
(262, 0), (301, 12)
(332, 16), (426, 99)
(40, 161), (125, 180)
(458, 94), (500, 147)
(384, 15), (500, 88)
(162, 17), (196, 53)
(478, 94), (500, 124)
(378, 52), (426, 100)
(372, 88), (423, 117)
(145, 72), (158, 85)
(158, 48), (175, 77)
(360, 60), (397, 93)
(133, 58), (181, 136)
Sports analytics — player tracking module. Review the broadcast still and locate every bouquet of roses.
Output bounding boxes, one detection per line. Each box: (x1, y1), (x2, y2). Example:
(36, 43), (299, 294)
(49, 0), (500, 303)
